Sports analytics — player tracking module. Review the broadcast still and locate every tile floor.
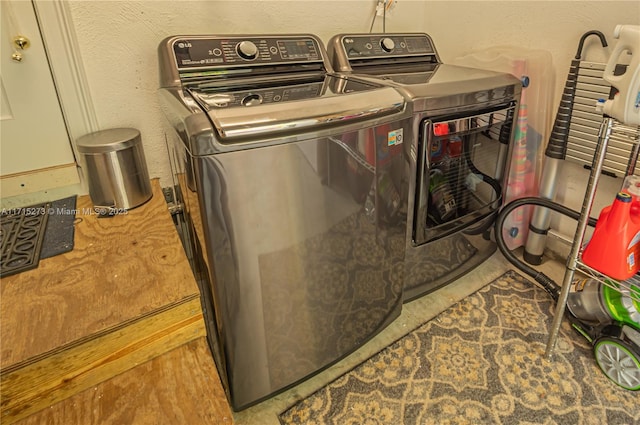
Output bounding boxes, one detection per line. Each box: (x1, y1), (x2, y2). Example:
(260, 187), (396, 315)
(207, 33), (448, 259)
(232, 251), (568, 424)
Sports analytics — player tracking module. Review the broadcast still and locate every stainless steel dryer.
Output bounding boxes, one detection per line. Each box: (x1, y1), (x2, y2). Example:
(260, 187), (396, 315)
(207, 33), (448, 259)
(158, 34), (412, 410)
(328, 33), (522, 301)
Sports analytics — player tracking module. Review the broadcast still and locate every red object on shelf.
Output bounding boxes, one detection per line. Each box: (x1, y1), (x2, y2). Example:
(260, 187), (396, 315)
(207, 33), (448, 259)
(447, 136), (462, 158)
(581, 192), (640, 280)
(431, 124), (449, 162)
(433, 123), (449, 136)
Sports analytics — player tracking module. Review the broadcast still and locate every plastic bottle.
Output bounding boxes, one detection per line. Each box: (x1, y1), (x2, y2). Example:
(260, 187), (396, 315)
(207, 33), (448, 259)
(581, 192), (640, 280)
(428, 168), (456, 224)
(431, 123), (449, 163)
(602, 25), (640, 126)
(621, 175), (640, 202)
(620, 175), (640, 224)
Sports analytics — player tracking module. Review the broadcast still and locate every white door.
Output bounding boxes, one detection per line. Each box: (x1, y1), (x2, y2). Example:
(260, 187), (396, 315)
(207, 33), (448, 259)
(1, 0), (78, 197)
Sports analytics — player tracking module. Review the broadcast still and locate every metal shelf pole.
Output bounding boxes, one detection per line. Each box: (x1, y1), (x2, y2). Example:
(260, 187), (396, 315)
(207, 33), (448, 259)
(544, 116), (615, 358)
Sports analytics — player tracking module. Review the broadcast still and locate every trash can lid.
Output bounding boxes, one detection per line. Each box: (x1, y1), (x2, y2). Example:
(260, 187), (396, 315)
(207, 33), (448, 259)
(76, 128), (141, 154)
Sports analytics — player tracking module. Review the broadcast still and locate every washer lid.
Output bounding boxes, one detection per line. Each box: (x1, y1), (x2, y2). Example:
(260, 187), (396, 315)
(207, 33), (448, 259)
(77, 128), (141, 154)
(193, 74), (406, 141)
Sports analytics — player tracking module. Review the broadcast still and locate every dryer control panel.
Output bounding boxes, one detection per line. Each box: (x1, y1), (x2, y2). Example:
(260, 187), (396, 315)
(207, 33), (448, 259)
(339, 33), (438, 60)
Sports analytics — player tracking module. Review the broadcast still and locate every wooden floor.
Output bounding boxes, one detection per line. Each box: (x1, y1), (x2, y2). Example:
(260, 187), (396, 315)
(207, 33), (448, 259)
(15, 339), (233, 425)
(1, 179), (233, 424)
(1, 179), (198, 366)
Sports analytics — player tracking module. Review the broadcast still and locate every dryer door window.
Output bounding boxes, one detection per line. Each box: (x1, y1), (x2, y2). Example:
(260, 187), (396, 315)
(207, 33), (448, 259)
(413, 103), (516, 246)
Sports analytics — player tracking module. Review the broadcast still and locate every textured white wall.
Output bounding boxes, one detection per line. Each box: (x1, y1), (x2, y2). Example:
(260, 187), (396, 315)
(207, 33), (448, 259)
(66, 0), (638, 182)
(66, 0), (638, 240)
(67, 0), (413, 186)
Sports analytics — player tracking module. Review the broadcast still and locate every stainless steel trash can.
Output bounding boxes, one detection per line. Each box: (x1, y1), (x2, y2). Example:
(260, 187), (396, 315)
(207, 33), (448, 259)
(77, 128), (152, 210)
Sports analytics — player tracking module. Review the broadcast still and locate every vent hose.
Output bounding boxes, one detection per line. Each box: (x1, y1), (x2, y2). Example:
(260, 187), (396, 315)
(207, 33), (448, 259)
(494, 196), (597, 302)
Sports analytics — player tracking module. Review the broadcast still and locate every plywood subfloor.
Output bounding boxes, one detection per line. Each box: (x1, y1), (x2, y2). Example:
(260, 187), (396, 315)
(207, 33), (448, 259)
(14, 338), (233, 425)
(1, 179), (199, 368)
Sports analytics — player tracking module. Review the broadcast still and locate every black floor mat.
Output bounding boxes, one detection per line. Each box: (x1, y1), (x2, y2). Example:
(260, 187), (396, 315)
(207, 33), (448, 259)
(1, 203), (49, 277)
(0, 195), (78, 277)
(40, 195), (77, 259)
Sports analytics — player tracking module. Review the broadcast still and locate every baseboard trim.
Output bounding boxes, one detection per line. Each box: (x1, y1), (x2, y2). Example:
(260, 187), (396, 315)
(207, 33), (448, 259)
(1, 163), (80, 198)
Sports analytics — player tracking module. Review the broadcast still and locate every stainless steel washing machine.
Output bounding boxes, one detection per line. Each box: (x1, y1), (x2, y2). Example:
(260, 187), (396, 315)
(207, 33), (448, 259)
(158, 34), (412, 410)
(328, 33), (522, 301)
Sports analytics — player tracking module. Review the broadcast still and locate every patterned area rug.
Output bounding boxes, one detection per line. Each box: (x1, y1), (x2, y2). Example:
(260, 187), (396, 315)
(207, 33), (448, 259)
(279, 270), (639, 425)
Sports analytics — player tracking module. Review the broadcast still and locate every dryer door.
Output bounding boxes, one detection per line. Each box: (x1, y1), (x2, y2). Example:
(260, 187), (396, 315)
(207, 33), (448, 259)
(413, 102), (517, 246)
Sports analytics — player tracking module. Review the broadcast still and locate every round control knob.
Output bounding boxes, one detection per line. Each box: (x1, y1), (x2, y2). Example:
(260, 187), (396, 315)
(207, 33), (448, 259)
(242, 94), (262, 107)
(380, 37), (395, 52)
(236, 41), (258, 60)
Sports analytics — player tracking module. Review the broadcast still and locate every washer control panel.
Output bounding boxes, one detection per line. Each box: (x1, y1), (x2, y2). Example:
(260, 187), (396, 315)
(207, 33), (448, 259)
(195, 82), (325, 109)
(172, 35), (323, 70)
(340, 33), (437, 60)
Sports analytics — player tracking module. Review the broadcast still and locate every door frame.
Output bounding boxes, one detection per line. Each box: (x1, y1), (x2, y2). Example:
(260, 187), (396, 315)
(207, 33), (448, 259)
(1, 0), (96, 199)
(33, 0), (97, 158)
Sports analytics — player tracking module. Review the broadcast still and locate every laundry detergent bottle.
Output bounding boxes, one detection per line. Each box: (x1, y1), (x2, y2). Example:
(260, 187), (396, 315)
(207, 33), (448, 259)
(581, 192), (640, 280)
(602, 25), (640, 126)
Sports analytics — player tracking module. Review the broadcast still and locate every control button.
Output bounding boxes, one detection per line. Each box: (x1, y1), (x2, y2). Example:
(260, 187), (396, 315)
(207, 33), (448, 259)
(380, 37), (395, 52)
(212, 48), (222, 56)
(273, 94), (282, 102)
(236, 41), (258, 60)
(269, 46), (278, 55)
(242, 94), (262, 106)
(365, 42), (373, 50)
